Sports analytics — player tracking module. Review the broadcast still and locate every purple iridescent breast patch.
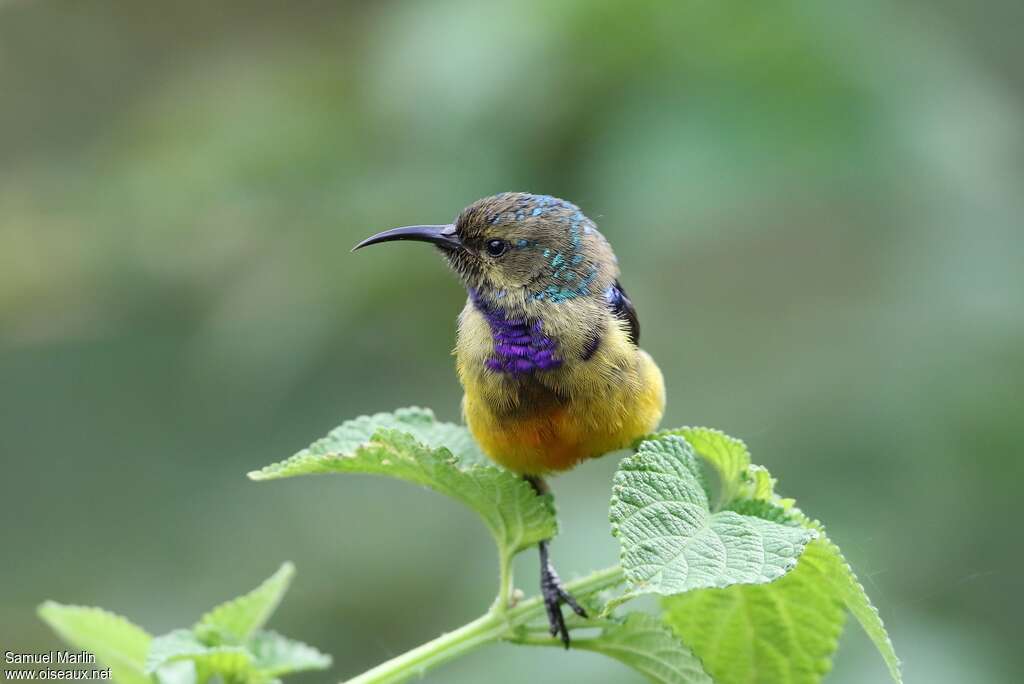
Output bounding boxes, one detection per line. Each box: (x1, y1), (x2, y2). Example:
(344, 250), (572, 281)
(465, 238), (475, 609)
(470, 291), (562, 375)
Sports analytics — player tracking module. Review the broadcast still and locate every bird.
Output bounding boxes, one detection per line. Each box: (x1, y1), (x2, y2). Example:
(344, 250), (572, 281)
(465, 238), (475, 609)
(353, 192), (666, 647)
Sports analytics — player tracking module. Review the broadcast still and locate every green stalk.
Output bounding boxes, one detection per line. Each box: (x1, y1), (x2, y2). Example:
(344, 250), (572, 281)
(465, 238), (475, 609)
(344, 612), (507, 684)
(493, 548), (514, 613)
(344, 566), (625, 684)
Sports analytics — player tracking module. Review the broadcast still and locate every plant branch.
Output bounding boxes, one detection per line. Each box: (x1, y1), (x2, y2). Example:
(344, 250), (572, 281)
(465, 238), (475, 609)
(344, 565), (625, 684)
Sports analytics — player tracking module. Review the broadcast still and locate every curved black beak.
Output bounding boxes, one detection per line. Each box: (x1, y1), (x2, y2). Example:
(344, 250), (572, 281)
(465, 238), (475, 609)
(351, 224), (461, 252)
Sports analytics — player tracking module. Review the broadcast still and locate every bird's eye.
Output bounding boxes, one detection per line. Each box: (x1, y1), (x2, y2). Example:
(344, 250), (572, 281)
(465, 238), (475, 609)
(485, 239), (508, 257)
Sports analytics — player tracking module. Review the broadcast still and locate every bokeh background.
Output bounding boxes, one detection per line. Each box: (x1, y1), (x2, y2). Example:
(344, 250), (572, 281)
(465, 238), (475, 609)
(2, 1), (1021, 682)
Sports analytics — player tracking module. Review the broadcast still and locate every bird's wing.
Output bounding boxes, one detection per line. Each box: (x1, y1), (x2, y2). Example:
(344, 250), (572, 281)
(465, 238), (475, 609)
(605, 280), (640, 345)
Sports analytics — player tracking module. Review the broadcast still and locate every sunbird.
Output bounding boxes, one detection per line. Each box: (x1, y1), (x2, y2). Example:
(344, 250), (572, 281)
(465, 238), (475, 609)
(354, 192), (665, 646)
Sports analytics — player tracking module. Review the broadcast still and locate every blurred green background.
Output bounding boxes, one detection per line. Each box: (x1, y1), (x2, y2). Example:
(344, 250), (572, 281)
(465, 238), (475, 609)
(1, 1), (1021, 682)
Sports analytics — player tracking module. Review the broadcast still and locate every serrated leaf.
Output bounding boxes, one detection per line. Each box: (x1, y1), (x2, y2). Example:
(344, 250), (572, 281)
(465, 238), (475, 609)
(249, 408), (557, 556)
(662, 538), (847, 684)
(146, 630), (253, 680)
(248, 631), (331, 677)
(657, 427), (751, 507)
(610, 435), (815, 597)
(724, 498), (793, 524)
(744, 465), (775, 500)
(812, 532), (902, 683)
(194, 563), (294, 644)
(662, 533), (901, 684)
(38, 602), (152, 684)
(573, 614), (712, 684)
(274, 406), (488, 466)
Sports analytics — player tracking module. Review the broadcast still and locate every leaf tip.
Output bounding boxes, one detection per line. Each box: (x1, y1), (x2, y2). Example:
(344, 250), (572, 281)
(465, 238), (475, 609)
(275, 561), (297, 583)
(36, 600), (62, 622)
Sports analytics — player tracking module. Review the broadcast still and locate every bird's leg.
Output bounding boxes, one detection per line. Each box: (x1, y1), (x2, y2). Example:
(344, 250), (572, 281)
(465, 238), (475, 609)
(524, 475), (588, 648)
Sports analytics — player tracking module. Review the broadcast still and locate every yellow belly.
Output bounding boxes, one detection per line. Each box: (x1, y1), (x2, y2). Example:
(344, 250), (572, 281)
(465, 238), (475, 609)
(462, 349), (666, 475)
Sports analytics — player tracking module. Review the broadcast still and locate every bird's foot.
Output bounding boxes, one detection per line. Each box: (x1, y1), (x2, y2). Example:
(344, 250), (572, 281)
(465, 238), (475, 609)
(540, 549), (588, 649)
(525, 476), (588, 647)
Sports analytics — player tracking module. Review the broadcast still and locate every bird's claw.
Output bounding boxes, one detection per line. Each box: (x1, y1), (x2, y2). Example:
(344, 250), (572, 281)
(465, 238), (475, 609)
(527, 477), (587, 648)
(540, 558), (588, 649)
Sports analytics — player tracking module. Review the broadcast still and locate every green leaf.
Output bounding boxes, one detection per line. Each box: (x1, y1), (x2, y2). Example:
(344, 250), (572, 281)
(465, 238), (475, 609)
(248, 631), (332, 677)
(649, 428), (901, 683)
(146, 631), (329, 682)
(267, 406), (488, 466)
(610, 435), (816, 597)
(810, 531), (902, 683)
(743, 465), (777, 502)
(662, 533), (902, 684)
(249, 407), (557, 556)
(659, 427), (752, 507)
(574, 614), (713, 684)
(145, 630), (252, 680)
(194, 563), (294, 644)
(38, 602), (152, 684)
(662, 538), (846, 684)
(151, 661), (196, 684)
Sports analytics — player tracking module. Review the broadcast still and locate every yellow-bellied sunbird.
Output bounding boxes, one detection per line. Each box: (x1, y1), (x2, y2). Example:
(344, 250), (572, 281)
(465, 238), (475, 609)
(354, 192), (665, 646)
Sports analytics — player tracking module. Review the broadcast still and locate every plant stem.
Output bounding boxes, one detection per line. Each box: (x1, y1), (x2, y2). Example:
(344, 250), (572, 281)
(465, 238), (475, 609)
(345, 612), (507, 684)
(493, 548), (513, 612)
(345, 565), (625, 684)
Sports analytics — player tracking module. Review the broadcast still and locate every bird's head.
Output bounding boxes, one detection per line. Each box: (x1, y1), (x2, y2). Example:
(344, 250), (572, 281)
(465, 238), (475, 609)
(354, 192), (618, 308)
